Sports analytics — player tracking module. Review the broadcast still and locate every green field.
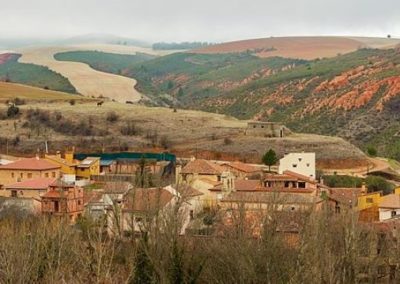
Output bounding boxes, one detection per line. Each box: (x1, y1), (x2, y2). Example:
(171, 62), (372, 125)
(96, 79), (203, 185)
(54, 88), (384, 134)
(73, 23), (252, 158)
(0, 54), (76, 93)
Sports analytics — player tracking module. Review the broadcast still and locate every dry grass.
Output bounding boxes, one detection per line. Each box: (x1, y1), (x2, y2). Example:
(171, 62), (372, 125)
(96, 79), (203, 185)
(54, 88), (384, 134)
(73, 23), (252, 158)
(17, 46), (145, 103)
(193, 36), (399, 60)
(0, 82), (85, 102)
(0, 100), (367, 166)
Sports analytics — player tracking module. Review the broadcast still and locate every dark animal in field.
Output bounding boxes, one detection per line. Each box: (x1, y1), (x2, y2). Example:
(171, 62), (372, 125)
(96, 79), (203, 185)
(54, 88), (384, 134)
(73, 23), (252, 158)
(126, 101), (134, 104)
(97, 101), (104, 106)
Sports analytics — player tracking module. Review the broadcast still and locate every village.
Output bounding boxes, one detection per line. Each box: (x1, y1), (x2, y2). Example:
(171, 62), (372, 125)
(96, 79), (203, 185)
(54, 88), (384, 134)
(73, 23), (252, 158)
(0, 120), (399, 280)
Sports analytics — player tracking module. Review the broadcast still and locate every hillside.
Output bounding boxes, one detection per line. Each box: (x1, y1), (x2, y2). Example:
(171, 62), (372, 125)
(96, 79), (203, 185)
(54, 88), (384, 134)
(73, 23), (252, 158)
(55, 47), (400, 160)
(0, 53), (76, 93)
(18, 46), (152, 103)
(0, 82), (83, 102)
(193, 36), (400, 60)
(0, 101), (368, 169)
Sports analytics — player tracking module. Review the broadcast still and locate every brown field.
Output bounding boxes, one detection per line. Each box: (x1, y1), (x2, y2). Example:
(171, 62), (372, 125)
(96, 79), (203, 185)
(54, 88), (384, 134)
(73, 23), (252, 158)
(17, 46), (145, 103)
(193, 36), (399, 60)
(0, 82), (88, 103)
(0, 100), (368, 168)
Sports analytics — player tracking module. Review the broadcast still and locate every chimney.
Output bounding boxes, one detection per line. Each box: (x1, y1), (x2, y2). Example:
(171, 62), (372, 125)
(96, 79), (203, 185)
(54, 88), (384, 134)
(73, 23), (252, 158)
(65, 147), (75, 163)
(361, 182), (367, 195)
(175, 164), (182, 185)
(221, 171), (235, 195)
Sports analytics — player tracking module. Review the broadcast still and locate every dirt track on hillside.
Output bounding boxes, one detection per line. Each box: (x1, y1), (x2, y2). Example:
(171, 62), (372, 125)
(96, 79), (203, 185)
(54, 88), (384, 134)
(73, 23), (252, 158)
(18, 46), (144, 103)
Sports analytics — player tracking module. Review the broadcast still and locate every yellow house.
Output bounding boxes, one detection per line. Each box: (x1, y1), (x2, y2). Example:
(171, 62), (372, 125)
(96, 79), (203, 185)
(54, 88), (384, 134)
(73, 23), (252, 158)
(46, 149), (100, 180)
(357, 191), (382, 211)
(45, 151), (77, 175)
(395, 187), (400, 195)
(76, 157), (100, 179)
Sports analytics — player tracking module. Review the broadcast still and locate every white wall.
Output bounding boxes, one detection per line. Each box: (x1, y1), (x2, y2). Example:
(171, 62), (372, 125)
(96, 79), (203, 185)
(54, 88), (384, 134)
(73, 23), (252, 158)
(279, 153), (316, 178)
(379, 208), (400, 221)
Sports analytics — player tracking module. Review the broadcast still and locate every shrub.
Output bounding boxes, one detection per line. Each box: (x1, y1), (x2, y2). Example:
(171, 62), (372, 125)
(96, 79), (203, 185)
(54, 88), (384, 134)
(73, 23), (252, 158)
(120, 122), (139, 136)
(13, 98), (26, 106)
(69, 99), (76, 106)
(160, 135), (171, 149)
(223, 137), (233, 145)
(106, 111), (119, 123)
(7, 105), (19, 118)
(365, 175), (394, 195)
(366, 146), (377, 157)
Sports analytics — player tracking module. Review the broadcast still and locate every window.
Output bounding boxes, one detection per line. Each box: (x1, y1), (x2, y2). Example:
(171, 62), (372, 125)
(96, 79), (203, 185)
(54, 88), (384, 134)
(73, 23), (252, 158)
(45, 173), (49, 178)
(190, 210), (194, 220)
(20, 173), (23, 178)
(292, 164), (297, 168)
(391, 211), (397, 218)
(78, 200), (82, 206)
(11, 190), (17, 198)
(28, 173), (32, 178)
(366, 198), (373, 203)
(298, 182), (306, 188)
(52, 172), (56, 178)
(54, 201), (59, 212)
(306, 163), (310, 167)
(298, 158), (302, 162)
(253, 125), (256, 128)
(11, 172), (14, 178)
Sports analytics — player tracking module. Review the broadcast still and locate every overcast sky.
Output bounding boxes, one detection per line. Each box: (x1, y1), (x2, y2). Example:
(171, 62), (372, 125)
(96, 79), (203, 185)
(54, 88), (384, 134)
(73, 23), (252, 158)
(0, 0), (399, 43)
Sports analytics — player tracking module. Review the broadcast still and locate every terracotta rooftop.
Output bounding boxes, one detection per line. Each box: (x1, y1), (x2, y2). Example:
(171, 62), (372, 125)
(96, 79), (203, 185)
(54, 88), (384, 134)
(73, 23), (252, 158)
(379, 194), (400, 209)
(211, 179), (261, 192)
(181, 159), (224, 175)
(104, 181), (132, 194)
(5, 178), (57, 190)
(123, 187), (174, 212)
(42, 190), (63, 199)
(0, 157), (60, 171)
(329, 188), (362, 205)
(221, 191), (322, 205)
(222, 161), (260, 173)
(84, 191), (104, 205)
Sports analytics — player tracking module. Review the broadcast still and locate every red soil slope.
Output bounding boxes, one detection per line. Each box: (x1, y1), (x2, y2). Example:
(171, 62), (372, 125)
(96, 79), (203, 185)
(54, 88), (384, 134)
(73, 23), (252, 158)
(0, 53), (15, 65)
(193, 37), (366, 60)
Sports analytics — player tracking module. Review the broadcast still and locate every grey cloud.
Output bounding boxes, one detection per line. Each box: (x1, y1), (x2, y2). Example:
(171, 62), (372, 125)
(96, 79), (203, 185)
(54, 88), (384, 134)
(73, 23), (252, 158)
(0, 0), (399, 43)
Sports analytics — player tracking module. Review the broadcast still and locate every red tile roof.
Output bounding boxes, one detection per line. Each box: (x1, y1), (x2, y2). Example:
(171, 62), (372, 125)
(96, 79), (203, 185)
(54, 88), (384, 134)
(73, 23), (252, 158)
(222, 161), (260, 173)
(0, 158), (60, 171)
(123, 188), (174, 212)
(6, 178), (57, 190)
(329, 188), (362, 205)
(42, 190), (63, 198)
(84, 191), (104, 205)
(181, 159), (224, 175)
(379, 194), (400, 209)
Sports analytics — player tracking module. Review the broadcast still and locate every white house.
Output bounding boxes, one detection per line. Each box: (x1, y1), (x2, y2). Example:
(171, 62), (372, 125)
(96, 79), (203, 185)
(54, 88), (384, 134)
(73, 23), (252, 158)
(278, 153), (316, 179)
(378, 194), (400, 221)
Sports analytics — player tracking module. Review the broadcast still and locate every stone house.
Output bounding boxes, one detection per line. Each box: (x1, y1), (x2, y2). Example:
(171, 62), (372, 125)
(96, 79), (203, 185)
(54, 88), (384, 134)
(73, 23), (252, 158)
(0, 157), (61, 189)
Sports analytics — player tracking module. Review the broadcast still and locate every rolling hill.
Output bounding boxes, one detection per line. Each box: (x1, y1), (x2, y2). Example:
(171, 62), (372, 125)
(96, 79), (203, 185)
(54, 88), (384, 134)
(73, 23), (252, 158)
(53, 45), (400, 161)
(0, 53), (76, 93)
(193, 36), (400, 60)
(0, 81), (82, 102)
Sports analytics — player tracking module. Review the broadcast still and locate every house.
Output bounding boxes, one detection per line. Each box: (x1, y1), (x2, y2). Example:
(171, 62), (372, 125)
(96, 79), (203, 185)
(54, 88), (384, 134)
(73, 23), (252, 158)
(278, 153), (316, 179)
(84, 191), (107, 221)
(3, 177), (56, 199)
(76, 157), (100, 179)
(262, 170), (319, 192)
(40, 180), (84, 223)
(245, 121), (291, 137)
(0, 157), (61, 188)
(109, 187), (175, 236)
(45, 150), (78, 181)
(220, 191), (323, 211)
(378, 194), (400, 221)
(177, 159), (225, 184)
(220, 161), (262, 179)
(327, 187), (362, 213)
